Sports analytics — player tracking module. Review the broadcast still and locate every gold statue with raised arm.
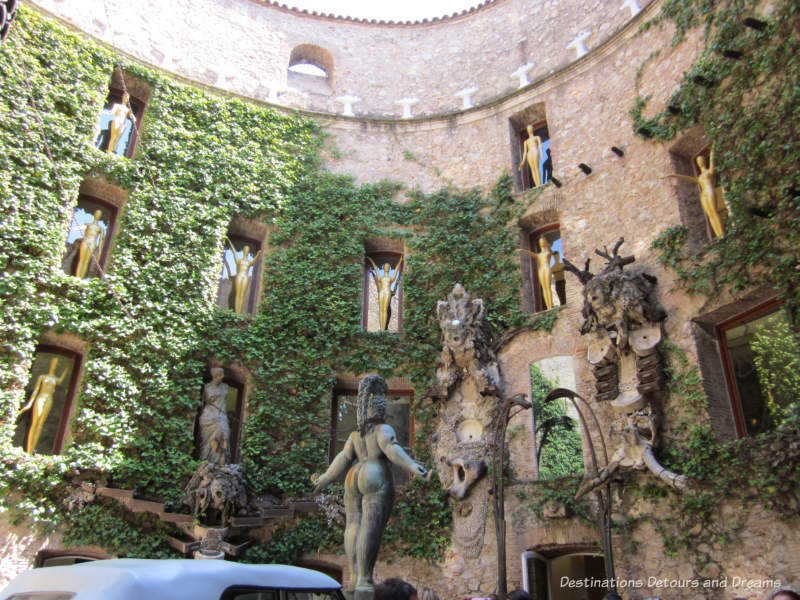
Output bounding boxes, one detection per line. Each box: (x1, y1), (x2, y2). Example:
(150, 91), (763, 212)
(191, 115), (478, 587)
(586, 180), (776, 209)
(223, 238), (262, 314)
(106, 92), (136, 154)
(74, 209), (105, 279)
(520, 237), (554, 309)
(18, 357), (68, 454)
(312, 374), (427, 596)
(518, 124), (545, 187)
(667, 149), (726, 238)
(365, 255), (403, 330)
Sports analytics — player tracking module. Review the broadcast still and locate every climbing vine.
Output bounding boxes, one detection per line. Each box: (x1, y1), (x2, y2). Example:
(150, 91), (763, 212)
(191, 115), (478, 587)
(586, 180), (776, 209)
(0, 7), (544, 561)
(631, 0), (800, 323)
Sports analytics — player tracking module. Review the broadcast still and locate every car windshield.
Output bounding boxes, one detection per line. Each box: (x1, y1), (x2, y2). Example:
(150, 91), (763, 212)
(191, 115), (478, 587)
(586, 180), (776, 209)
(224, 590), (341, 600)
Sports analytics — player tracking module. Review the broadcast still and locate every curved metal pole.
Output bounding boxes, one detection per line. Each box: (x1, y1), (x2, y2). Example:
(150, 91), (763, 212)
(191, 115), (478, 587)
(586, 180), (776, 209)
(543, 387), (616, 593)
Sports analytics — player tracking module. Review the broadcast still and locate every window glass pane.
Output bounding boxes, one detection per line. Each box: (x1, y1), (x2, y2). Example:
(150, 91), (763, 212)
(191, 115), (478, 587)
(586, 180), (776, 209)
(287, 591), (341, 600)
(333, 393), (411, 482)
(218, 236), (261, 314)
(62, 198), (113, 278)
(531, 358), (583, 479)
(724, 307), (799, 435)
(14, 351), (76, 455)
(225, 590), (278, 600)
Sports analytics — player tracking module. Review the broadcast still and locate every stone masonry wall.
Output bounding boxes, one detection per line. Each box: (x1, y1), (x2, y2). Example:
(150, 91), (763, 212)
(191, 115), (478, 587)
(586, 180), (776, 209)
(30, 0), (649, 118)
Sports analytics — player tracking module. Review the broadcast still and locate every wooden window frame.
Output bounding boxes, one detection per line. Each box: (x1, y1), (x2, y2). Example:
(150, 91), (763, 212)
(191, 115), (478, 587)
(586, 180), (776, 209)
(20, 344), (83, 455)
(716, 298), (782, 438)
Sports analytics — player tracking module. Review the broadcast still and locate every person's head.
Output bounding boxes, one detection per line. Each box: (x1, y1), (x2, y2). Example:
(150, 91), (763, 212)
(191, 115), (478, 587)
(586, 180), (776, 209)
(602, 593), (623, 600)
(375, 578), (417, 600)
(507, 589), (532, 600)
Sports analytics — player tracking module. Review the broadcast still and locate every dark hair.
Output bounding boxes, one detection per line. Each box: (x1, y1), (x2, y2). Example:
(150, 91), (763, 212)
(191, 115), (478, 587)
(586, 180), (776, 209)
(603, 594), (623, 600)
(772, 592), (800, 600)
(507, 590), (532, 600)
(375, 578), (418, 600)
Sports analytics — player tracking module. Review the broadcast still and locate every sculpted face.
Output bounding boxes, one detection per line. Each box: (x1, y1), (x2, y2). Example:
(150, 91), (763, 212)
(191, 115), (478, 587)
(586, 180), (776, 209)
(696, 155), (706, 169)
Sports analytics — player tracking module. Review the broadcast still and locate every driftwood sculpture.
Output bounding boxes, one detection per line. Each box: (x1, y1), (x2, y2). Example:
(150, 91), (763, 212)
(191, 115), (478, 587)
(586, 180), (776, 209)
(564, 238), (687, 498)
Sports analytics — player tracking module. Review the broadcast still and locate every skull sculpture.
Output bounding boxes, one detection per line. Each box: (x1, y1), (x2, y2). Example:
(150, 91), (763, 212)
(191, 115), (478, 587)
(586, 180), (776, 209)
(447, 458), (488, 500)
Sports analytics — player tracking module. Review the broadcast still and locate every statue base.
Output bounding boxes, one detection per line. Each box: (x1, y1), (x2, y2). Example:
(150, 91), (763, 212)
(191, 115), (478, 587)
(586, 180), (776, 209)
(353, 590), (374, 600)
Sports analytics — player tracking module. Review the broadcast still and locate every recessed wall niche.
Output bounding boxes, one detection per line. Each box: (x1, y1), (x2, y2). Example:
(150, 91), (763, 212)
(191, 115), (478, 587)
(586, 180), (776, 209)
(14, 332), (86, 456)
(509, 103), (554, 192)
(94, 71), (151, 157)
(667, 126), (726, 249)
(217, 217), (269, 315)
(62, 178), (127, 279)
(287, 43), (334, 95)
(363, 238), (405, 332)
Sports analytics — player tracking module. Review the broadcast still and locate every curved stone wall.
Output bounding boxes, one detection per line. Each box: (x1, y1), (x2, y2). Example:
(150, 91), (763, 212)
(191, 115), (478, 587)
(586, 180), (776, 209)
(30, 0), (649, 118)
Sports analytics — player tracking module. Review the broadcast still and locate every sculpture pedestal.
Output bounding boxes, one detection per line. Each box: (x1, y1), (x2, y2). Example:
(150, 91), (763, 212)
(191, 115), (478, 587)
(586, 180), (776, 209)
(353, 590), (374, 600)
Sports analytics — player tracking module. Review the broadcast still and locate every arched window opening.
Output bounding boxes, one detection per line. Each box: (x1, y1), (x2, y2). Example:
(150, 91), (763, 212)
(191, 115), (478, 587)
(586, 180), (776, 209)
(530, 356), (583, 480)
(288, 44), (334, 93)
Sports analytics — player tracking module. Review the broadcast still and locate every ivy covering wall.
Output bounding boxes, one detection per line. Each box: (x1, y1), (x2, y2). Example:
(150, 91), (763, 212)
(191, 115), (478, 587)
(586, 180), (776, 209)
(0, 8), (546, 559)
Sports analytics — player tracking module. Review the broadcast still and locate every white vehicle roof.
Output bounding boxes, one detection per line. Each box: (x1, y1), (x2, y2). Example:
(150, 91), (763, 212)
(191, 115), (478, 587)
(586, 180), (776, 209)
(1, 558), (341, 600)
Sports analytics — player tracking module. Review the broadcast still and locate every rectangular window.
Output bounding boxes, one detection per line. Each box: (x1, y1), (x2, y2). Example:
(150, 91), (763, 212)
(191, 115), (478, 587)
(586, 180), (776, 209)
(717, 301), (797, 436)
(62, 195), (117, 278)
(218, 234), (263, 315)
(14, 346), (82, 455)
(518, 122), (552, 190)
(94, 88), (144, 157)
(363, 252), (403, 332)
(330, 389), (413, 483)
(527, 226), (566, 313)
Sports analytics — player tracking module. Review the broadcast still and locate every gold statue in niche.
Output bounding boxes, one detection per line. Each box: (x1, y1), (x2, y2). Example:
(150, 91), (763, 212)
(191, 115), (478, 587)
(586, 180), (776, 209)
(667, 148), (726, 238)
(18, 357), (68, 454)
(520, 237), (554, 309)
(223, 238), (262, 314)
(74, 209), (105, 279)
(366, 255), (404, 330)
(106, 92), (136, 154)
(518, 124), (545, 187)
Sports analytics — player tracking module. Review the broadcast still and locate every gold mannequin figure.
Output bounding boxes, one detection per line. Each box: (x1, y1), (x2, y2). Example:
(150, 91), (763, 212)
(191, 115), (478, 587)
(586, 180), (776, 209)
(223, 238), (262, 314)
(365, 256), (403, 330)
(106, 92), (136, 154)
(552, 250), (567, 306)
(18, 357), (68, 454)
(74, 210), (105, 279)
(520, 237), (554, 309)
(518, 124), (545, 187)
(667, 149), (726, 238)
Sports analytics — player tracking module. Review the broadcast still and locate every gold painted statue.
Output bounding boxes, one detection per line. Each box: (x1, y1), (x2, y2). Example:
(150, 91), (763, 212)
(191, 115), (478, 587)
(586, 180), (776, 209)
(18, 357), (68, 454)
(667, 149), (726, 238)
(518, 124), (545, 187)
(520, 237), (554, 309)
(223, 238), (262, 314)
(74, 209), (105, 279)
(365, 255), (403, 330)
(106, 92), (136, 154)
